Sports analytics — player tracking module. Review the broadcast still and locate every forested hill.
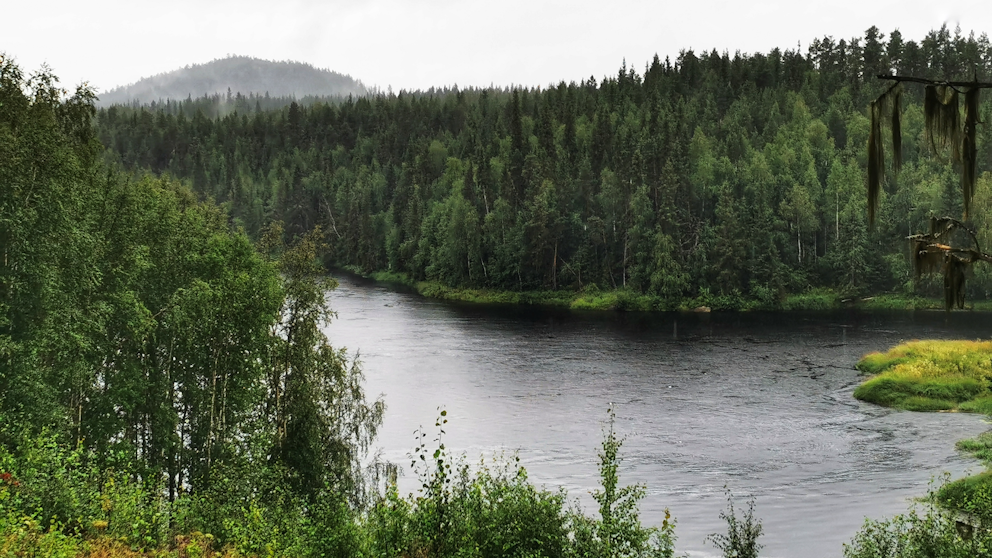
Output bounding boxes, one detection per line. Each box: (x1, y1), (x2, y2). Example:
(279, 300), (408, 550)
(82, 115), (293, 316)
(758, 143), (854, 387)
(97, 26), (992, 308)
(98, 56), (367, 106)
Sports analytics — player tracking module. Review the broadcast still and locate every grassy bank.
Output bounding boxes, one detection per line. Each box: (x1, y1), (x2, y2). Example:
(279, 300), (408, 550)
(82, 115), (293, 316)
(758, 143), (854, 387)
(854, 340), (992, 412)
(935, 432), (992, 520)
(854, 294), (992, 311)
(353, 268), (688, 310)
(854, 340), (992, 524)
(343, 269), (992, 312)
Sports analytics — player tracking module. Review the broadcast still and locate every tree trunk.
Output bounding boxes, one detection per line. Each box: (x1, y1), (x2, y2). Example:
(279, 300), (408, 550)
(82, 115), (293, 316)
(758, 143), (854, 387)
(552, 241), (558, 290)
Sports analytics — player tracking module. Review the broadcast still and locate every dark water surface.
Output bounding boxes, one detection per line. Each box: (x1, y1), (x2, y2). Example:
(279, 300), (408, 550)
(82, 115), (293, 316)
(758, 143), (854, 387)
(324, 275), (992, 558)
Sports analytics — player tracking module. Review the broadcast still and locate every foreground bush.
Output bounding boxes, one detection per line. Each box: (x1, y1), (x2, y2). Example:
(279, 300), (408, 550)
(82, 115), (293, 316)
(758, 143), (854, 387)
(706, 491), (763, 558)
(0, 410), (677, 558)
(844, 485), (992, 558)
(366, 409), (676, 558)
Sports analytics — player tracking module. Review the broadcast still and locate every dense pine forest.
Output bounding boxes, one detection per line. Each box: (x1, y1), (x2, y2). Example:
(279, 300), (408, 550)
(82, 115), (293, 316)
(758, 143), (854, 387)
(97, 25), (992, 308)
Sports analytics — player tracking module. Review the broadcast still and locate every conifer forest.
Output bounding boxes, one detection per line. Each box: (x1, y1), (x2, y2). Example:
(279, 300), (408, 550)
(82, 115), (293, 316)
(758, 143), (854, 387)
(98, 25), (992, 307)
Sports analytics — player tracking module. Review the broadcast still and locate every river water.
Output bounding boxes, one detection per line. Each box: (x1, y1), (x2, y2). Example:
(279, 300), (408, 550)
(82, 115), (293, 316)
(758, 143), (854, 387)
(324, 275), (992, 558)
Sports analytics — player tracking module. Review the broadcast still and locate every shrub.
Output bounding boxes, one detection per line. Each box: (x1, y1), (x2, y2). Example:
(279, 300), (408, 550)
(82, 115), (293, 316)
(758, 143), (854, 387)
(935, 471), (992, 524)
(955, 431), (992, 463)
(365, 408), (676, 558)
(580, 408), (676, 558)
(845, 481), (991, 558)
(706, 491), (762, 558)
(365, 418), (570, 558)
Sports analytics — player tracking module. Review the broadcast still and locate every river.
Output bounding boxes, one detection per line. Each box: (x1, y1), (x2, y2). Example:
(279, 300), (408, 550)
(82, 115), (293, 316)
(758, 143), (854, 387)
(324, 275), (992, 558)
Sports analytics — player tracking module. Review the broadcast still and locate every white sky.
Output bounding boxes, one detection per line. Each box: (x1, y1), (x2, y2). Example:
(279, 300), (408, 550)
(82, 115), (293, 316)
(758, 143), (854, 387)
(4, 0), (991, 95)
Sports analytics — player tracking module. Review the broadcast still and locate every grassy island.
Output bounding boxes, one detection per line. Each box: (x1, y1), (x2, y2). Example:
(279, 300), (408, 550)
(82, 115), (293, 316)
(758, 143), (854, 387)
(854, 340), (992, 412)
(855, 341), (992, 523)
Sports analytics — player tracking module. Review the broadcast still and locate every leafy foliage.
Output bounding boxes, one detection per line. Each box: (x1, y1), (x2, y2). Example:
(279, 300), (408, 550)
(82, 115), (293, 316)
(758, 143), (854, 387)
(844, 480), (992, 558)
(365, 408), (676, 558)
(591, 408), (676, 558)
(0, 54), (383, 556)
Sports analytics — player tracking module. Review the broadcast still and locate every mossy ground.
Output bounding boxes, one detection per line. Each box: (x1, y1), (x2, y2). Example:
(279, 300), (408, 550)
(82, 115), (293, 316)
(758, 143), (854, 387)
(854, 340), (992, 411)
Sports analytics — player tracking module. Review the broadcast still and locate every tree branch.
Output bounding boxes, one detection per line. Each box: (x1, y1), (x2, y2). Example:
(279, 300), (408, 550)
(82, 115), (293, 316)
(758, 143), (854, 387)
(877, 74), (992, 89)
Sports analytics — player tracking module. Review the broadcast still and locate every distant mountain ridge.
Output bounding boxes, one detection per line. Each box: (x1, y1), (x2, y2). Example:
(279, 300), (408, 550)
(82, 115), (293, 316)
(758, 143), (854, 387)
(98, 56), (366, 106)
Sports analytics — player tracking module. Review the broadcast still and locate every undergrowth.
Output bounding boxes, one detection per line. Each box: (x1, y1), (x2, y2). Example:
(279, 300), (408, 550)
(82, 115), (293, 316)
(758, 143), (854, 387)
(0, 409), (677, 558)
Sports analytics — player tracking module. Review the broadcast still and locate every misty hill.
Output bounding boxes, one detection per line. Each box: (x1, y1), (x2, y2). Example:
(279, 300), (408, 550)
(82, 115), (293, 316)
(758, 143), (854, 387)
(98, 56), (366, 105)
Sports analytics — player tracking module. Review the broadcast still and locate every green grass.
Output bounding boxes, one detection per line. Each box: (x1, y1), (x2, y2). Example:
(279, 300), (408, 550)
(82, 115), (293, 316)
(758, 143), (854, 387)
(857, 294), (942, 310)
(956, 431), (992, 464)
(898, 396), (957, 412)
(854, 294), (992, 311)
(415, 282), (578, 307)
(935, 470), (992, 521)
(853, 340), (992, 412)
(781, 289), (840, 310)
(959, 396), (992, 415)
(853, 340), (992, 522)
(368, 270), (416, 286)
(570, 288), (673, 311)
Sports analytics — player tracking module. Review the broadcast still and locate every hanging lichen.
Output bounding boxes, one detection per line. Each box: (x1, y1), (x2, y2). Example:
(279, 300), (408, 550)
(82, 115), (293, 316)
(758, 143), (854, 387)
(962, 87), (980, 218)
(867, 83), (902, 227)
(911, 238), (943, 278)
(867, 100), (883, 225)
(944, 256), (968, 310)
(924, 85), (961, 161)
(891, 88), (902, 173)
(869, 75), (992, 310)
(909, 218), (991, 310)
(870, 79), (984, 227)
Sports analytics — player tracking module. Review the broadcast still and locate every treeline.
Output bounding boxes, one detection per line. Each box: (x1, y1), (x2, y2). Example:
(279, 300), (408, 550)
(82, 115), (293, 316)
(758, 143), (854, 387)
(96, 25), (992, 306)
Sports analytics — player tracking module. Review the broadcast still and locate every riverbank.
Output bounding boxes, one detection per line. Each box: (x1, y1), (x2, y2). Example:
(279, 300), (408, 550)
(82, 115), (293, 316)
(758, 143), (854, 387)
(855, 340), (992, 519)
(342, 268), (992, 312)
(936, 433), (992, 522)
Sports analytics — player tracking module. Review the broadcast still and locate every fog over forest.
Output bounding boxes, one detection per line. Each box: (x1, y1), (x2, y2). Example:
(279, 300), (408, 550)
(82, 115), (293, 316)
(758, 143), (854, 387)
(98, 55), (367, 106)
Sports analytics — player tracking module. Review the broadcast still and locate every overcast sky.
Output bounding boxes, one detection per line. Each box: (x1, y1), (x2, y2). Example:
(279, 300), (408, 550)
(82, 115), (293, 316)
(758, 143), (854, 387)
(5, 0), (991, 95)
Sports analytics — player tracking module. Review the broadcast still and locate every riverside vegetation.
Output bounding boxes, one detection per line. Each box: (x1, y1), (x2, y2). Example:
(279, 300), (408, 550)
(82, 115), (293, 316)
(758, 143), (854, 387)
(855, 340), (992, 412)
(357, 270), (992, 311)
